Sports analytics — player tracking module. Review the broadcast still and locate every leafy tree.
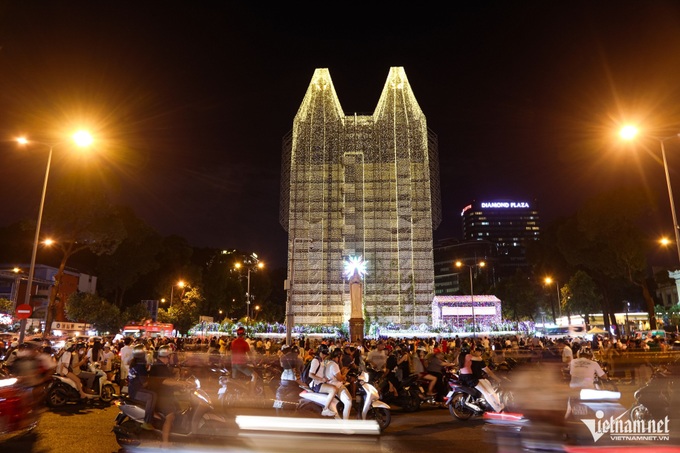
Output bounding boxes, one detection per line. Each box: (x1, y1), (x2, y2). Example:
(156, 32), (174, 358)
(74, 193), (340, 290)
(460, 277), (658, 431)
(65, 292), (122, 334)
(0, 298), (13, 314)
(40, 178), (126, 338)
(158, 287), (202, 335)
(96, 207), (162, 307)
(494, 270), (538, 321)
(562, 270), (601, 329)
(557, 187), (659, 329)
(121, 302), (151, 325)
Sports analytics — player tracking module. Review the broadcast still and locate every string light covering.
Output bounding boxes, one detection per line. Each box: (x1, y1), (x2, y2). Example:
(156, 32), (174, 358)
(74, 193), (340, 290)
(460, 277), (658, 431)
(343, 256), (368, 280)
(280, 67), (441, 325)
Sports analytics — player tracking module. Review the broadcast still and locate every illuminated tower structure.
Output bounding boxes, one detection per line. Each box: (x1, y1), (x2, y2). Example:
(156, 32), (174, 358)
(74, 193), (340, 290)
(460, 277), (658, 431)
(280, 67), (441, 325)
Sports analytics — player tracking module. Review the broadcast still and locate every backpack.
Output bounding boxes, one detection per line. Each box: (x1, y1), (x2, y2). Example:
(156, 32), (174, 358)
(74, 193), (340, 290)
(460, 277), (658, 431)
(300, 356), (322, 385)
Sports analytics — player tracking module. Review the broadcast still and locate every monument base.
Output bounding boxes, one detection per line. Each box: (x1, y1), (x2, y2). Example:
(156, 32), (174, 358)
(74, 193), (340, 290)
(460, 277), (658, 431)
(349, 318), (364, 343)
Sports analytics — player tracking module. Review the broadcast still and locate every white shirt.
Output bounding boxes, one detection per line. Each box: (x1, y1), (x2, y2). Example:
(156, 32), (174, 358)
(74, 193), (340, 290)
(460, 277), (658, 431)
(569, 357), (605, 389)
(324, 360), (343, 389)
(562, 345), (573, 363)
(309, 357), (326, 386)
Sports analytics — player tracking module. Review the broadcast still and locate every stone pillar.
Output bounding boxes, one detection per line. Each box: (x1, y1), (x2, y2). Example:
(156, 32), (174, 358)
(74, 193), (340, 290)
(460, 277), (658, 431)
(349, 271), (364, 342)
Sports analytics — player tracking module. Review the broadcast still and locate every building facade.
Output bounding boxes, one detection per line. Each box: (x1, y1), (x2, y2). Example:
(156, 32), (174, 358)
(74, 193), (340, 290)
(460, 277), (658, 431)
(280, 67), (441, 325)
(461, 200), (540, 279)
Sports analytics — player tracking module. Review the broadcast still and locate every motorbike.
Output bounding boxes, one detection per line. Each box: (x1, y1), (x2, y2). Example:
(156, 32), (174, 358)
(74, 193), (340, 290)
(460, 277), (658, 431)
(629, 364), (674, 421)
(46, 362), (115, 408)
(0, 376), (41, 442)
(296, 371), (392, 431)
(445, 372), (512, 420)
(215, 366), (264, 408)
(372, 371), (421, 412)
(112, 375), (230, 447)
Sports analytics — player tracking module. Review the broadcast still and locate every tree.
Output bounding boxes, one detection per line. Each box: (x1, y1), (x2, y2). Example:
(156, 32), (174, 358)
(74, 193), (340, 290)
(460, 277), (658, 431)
(494, 270), (539, 322)
(65, 292), (122, 334)
(96, 207), (162, 307)
(40, 178), (126, 337)
(558, 187), (659, 330)
(121, 302), (151, 325)
(562, 270), (601, 330)
(0, 298), (13, 314)
(158, 287), (202, 335)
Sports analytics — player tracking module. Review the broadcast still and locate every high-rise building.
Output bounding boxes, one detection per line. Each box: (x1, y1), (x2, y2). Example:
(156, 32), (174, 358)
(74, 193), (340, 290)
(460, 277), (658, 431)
(280, 67), (441, 325)
(461, 200), (540, 278)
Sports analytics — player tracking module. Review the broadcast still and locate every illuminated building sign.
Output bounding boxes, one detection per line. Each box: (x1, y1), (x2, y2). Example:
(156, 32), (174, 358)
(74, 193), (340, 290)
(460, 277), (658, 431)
(480, 201), (530, 209)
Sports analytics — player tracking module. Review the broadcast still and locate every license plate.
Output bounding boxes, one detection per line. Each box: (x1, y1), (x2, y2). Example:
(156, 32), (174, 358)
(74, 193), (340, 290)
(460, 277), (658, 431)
(273, 400), (284, 409)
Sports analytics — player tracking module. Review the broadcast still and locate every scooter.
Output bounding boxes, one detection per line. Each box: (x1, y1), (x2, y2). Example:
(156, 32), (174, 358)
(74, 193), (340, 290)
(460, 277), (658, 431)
(298, 371), (391, 431)
(46, 362), (115, 408)
(0, 376), (41, 442)
(215, 366), (264, 409)
(445, 372), (512, 420)
(629, 364), (673, 421)
(373, 372), (421, 412)
(112, 375), (230, 447)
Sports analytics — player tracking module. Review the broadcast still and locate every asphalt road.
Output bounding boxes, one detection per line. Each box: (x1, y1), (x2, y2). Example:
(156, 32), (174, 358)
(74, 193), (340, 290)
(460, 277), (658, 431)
(2, 398), (492, 453)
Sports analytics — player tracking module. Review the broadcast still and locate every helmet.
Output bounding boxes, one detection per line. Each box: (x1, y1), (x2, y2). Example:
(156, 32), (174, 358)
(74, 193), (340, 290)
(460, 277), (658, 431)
(317, 344), (329, 355)
(157, 345), (172, 357)
(236, 326), (246, 336)
(132, 344), (146, 359)
(64, 341), (75, 351)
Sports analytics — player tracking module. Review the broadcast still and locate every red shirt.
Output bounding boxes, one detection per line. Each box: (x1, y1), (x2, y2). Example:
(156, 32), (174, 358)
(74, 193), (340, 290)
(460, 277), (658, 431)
(230, 337), (250, 365)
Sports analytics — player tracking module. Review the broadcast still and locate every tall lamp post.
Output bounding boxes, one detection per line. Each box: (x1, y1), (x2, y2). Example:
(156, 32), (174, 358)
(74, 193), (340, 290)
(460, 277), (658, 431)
(170, 280), (186, 307)
(16, 132), (93, 344)
(620, 126), (680, 263)
(456, 260), (485, 338)
(235, 253), (263, 321)
(544, 277), (560, 323)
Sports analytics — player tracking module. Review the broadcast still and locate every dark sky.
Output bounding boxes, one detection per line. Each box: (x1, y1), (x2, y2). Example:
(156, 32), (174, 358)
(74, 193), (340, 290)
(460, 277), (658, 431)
(3, 1), (680, 269)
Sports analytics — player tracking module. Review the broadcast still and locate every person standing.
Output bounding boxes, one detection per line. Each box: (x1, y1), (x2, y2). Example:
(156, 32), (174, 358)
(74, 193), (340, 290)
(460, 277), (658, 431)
(230, 327), (260, 390)
(119, 337), (134, 390)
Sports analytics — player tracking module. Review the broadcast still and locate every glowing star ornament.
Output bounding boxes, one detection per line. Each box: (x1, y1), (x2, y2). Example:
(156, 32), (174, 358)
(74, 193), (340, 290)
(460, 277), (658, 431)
(343, 256), (368, 280)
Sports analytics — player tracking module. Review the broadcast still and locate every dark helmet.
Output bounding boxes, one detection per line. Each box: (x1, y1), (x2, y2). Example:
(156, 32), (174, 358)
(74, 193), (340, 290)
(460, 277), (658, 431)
(317, 344), (329, 355)
(132, 344), (146, 359)
(236, 326), (246, 336)
(158, 345), (172, 357)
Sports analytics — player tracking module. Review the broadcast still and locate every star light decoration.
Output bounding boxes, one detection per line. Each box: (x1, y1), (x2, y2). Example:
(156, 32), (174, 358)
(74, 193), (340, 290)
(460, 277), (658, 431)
(343, 255), (368, 281)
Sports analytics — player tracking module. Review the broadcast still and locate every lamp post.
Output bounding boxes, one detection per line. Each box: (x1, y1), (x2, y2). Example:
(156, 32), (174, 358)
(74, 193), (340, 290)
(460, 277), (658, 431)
(16, 132), (93, 344)
(620, 126), (680, 263)
(544, 277), (560, 323)
(456, 260), (485, 338)
(170, 280), (185, 307)
(235, 254), (263, 321)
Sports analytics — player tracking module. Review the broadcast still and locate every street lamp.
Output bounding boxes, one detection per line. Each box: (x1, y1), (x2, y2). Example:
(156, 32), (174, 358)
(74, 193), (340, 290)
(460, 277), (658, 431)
(544, 277), (561, 323)
(170, 280), (186, 307)
(235, 254), (264, 321)
(254, 305), (261, 321)
(455, 260), (485, 338)
(16, 131), (93, 344)
(620, 126), (680, 263)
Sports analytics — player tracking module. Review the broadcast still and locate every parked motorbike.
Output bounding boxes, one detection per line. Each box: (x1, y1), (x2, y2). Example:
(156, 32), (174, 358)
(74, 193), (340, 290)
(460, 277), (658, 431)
(297, 371), (392, 431)
(215, 366), (264, 408)
(46, 362), (115, 408)
(112, 375), (230, 447)
(372, 372), (421, 412)
(445, 372), (512, 420)
(629, 364), (674, 421)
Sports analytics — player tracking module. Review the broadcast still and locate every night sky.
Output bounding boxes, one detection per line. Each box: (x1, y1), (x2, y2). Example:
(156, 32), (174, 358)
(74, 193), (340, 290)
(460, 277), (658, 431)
(3, 2), (680, 269)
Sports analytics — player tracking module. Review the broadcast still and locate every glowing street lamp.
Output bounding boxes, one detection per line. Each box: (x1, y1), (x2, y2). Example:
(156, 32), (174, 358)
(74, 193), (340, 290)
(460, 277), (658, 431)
(16, 131), (94, 344)
(455, 260), (485, 338)
(170, 280), (186, 307)
(235, 254), (264, 321)
(620, 125), (680, 264)
(543, 277), (561, 322)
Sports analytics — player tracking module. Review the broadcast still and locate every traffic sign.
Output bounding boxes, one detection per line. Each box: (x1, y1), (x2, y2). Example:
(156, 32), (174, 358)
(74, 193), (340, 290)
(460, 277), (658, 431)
(15, 304), (33, 319)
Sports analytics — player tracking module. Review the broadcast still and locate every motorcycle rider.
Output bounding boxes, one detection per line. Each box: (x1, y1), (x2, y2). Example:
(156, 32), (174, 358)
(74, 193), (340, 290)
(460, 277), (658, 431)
(230, 326), (260, 392)
(128, 344), (156, 431)
(458, 342), (504, 413)
(324, 348), (351, 419)
(279, 345), (303, 381)
(147, 345), (185, 447)
(56, 342), (89, 399)
(569, 349), (607, 389)
(308, 344), (337, 417)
